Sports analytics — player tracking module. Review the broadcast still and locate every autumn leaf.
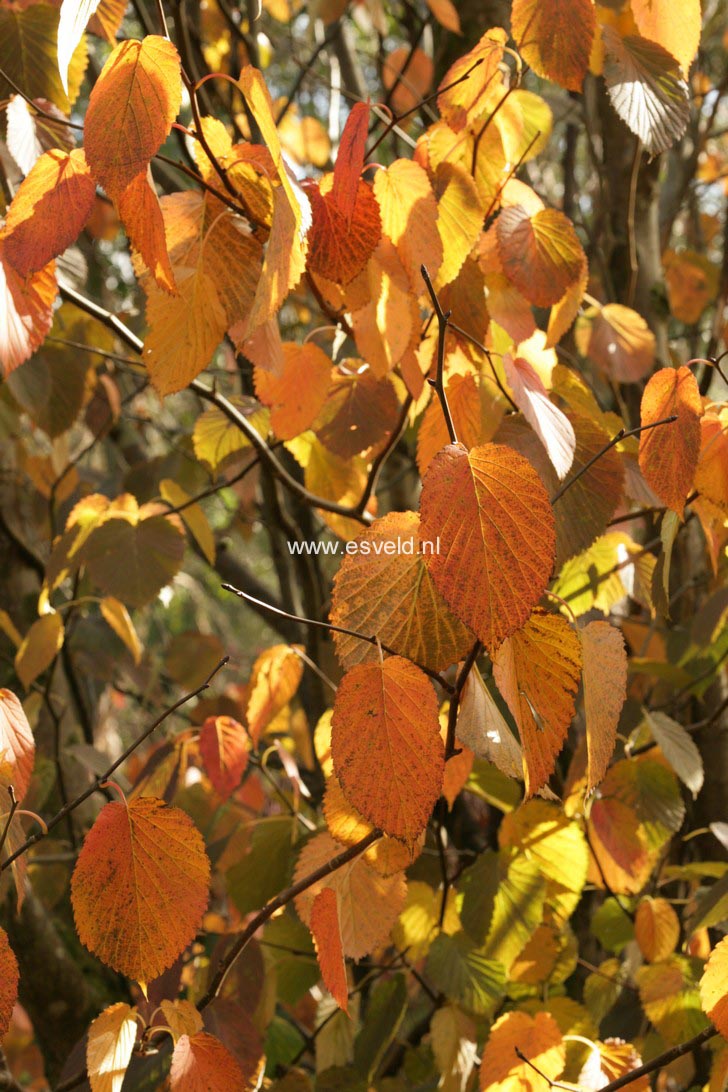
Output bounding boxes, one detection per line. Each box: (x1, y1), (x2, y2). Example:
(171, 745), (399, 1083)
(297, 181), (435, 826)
(643, 709), (704, 797)
(581, 621), (628, 792)
(5, 93), (76, 176)
(638, 365), (702, 515)
(630, 0), (701, 74)
(329, 510), (473, 674)
(511, 0), (595, 91)
(81, 508), (186, 607)
(373, 159), (443, 289)
(479, 1010), (565, 1091)
(294, 831), (407, 960)
(576, 303), (655, 383)
(457, 667), (525, 782)
(332, 102), (369, 224)
(578, 1039), (649, 1091)
(71, 797), (210, 983)
(497, 205), (586, 308)
(331, 657), (444, 843)
(14, 612), (65, 690)
(116, 169), (176, 293)
(306, 177), (382, 285)
(323, 774), (420, 877)
(492, 609), (582, 797)
(100, 598), (142, 665)
(700, 937), (728, 1038)
(86, 1002), (138, 1092)
(0, 689), (35, 802)
(502, 353), (576, 480)
(84, 36), (182, 199)
(199, 716), (250, 799)
(635, 897), (680, 962)
(310, 887), (349, 1013)
(2, 148), (95, 277)
(419, 443), (556, 652)
(0, 927), (19, 1038)
(170, 1031), (246, 1091)
(433, 162), (483, 290)
(437, 27), (507, 130)
(161, 999), (204, 1041)
(254, 341), (332, 440)
(246, 644), (303, 745)
(315, 369), (400, 458)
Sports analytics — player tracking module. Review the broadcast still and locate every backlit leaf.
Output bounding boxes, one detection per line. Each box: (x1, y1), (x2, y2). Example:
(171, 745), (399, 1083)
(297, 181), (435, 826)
(493, 610), (581, 797)
(199, 716), (250, 799)
(2, 149), (95, 277)
(159, 479), (215, 566)
(84, 36), (182, 198)
(246, 644), (304, 746)
(419, 442), (556, 652)
(5, 94), (75, 176)
(315, 369), (401, 458)
(116, 169), (176, 294)
(479, 1011), (564, 1092)
(71, 797), (210, 983)
(86, 1002), (137, 1092)
(637, 954), (708, 1043)
(392, 880), (460, 962)
(576, 303), (655, 383)
(664, 248), (719, 324)
(499, 800), (589, 922)
(192, 394), (269, 470)
(329, 511), (473, 674)
(457, 668), (524, 781)
(643, 710), (704, 797)
(638, 365), (702, 515)
(581, 621), (628, 792)
(99, 598), (142, 665)
(255, 342), (331, 440)
(578, 1039), (648, 1092)
(294, 831), (406, 960)
(601, 27), (689, 155)
(417, 371), (506, 475)
(635, 897), (680, 962)
(14, 612), (64, 690)
(497, 205), (585, 308)
(306, 178), (381, 285)
(310, 888), (349, 1013)
(331, 657), (444, 843)
(161, 999), (203, 1041)
(426, 932), (505, 1016)
(0, 927), (19, 1038)
(437, 28), (507, 130)
(81, 509), (185, 607)
(373, 159), (443, 289)
(0, 242), (56, 378)
(0, 4), (88, 113)
(170, 1032), (246, 1091)
(0, 689), (35, 802)
(631, 0), (700, 74)
(432, 163), (482, 293)
(511, 0), (595, 91)
(332, 102), (369, 224)
(430, 1006), (477, 1092)
(700, 937), (728, 1038)
(57, 0), (100, 94)
(323, 775), (419, 877)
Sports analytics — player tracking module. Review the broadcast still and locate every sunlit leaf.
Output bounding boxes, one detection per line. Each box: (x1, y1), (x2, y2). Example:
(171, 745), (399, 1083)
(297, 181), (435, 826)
(497, 205), (586, 308)
(246, 644), (303, 746)
(0, 689), (35, 802)
(170, 1031), (246, 1091)
(373, 159), (443, 290)
(71, 797), (210, 984)
(0, 242), (56, 378)
(419, 442), (556, 652)
(700, 936), (728, 1038)
(581, 621), (628, 792)
(479, 1011), (564, 1092)
(511, 0), (595, 90)
(255, 342), (331, 440)
(331, 657), (444, 844)
(310, 888), (349, 1013)
(86, 1002), (137, 1092)
(639, 365), (702, 515)
(437, 28), (507, 130)
(630, 0), (700, 74)
(502, 354), (575, 480)
(99, 598), (142, 666)
(635, 897), (680, 963)
(576, 303), (655, 383)
(0, 927), (19, 1038)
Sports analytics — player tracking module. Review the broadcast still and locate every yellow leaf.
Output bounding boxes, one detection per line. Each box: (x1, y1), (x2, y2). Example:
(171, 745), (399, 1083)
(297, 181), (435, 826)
(86, 1002), (137, 1092)
(99, 598), (142, 665)
(15, 612), (64, 689)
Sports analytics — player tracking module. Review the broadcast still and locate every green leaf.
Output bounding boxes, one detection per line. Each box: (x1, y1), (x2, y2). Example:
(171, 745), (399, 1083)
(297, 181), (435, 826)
(426, 933), (505, 1016)
(81, 513), (185, 607)
(227, 816), (298, 917)
(353, 974), (408, 1080)
(643, 710), (704, 797)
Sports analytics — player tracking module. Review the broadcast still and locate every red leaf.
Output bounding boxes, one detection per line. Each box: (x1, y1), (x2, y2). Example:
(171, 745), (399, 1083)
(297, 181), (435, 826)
(332, 102), (370, 224)
(310, 887), (349, 1012)
(199, 716), (250, 799)
(306, 179), (382, 285)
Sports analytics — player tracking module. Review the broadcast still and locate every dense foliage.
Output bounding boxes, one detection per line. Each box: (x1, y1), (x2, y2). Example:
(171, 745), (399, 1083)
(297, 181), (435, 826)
(0, 0), (727, 1089)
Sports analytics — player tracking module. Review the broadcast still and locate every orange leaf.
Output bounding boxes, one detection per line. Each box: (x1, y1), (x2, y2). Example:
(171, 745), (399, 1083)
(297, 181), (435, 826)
(2, 148), (95, 276)
(700, 936), (728, 1038)
(332, 102), (369, 224)
(695, 409), (728, 512)
(86, 1001), (138, 1092)
(0, 241), (56, 377)
(578, 1040), (648, 1091)
(332, 657), (444, 843)
(294, 830), (406, 959)
(310, 887), (349, 1013)
(511, 0), (595, 91)
(246, 644), (303, 745)
(170, 1031), (246, 1091)
(329, 510), (473, 674)
(437, 28), (507, 130)
(0, 688), (35, 802)
(347, 240), (417, 376)
(316, 369), (401, 458)
(331, 655), (445, 843)
(635, 897), (680, 962)
(84, 36), (182, 199)
(479, 1010), (565, 1091)
(417, 371), (506, 476)
(493, 609), (582, 796)
(441, 721), (474, 808)
(0, 926), (18, 1038)
(663, 248), (719, 324)
(497, 205), (586, 308)
(254, 341), (331, 440)
(638, 365), (702, 515)
(71, 797), (210, 983)
(577, 303), (655, 383)
(631, 0), (700, 74)
(323, 774), (420, 876)
(382, 47), (434, 118)
(199, 716), (250, 800)
(419, 442), (556, 652)
(306, 178), (382, 285)
(425, 0), (460, 33)
(116, 169), (176, 294)
(581, 621), (628, 793)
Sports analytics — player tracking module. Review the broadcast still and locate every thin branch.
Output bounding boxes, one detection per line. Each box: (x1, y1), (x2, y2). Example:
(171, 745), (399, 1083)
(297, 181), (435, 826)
(445, 641), (481, 760)
(221, 583), (455, 693)
(0, 787), (18, 858)
(445, 320), (518, 411)
(197, 828), (381, 1008)
(514, 1047), (579, 1091)
(421, 265), (457, 444)
(597, 1026), (717, 1092)
(550, 416), (678, 505)
(0, 659), (228, 873)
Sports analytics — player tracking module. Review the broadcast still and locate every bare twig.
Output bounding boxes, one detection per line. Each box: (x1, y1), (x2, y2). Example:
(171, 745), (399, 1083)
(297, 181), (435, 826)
(421, 265), (457, 444)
